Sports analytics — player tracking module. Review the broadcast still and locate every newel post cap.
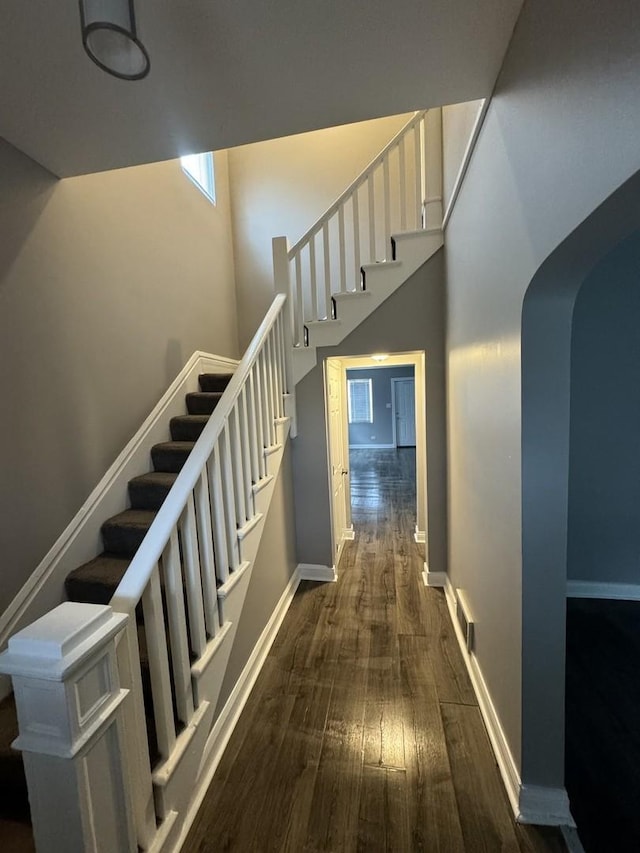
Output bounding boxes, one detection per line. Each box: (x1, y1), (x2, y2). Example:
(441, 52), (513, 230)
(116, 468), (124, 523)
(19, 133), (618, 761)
(0, 602), (128, 681)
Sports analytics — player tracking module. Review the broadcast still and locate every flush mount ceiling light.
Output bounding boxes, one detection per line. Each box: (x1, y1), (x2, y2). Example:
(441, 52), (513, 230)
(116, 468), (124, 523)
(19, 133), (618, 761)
(371, 353), (389, 362)
(79, 0), (150, 80)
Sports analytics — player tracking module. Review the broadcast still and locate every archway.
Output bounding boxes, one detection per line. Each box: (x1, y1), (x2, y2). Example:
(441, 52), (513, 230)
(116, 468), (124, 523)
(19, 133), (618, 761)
(520, 170), (640, 804)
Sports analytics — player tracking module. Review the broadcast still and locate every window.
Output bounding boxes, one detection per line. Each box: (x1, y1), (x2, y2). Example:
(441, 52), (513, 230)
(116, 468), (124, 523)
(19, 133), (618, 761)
(347, 378), (373, 423)
(181, 152), (216, 203)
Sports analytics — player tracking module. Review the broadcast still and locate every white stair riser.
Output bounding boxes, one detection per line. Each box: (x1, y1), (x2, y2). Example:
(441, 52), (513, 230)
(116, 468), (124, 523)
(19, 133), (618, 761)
(217, 563), (255, 628)
(152, 701), (213, 822)
(295, 230), (443, 384)
(393, 229), (443, 268)
(191, 627), (234, 709)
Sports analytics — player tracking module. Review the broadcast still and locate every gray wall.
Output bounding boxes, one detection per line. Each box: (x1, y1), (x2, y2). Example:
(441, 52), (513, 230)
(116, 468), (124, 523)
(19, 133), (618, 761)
(293, 249), (446, 573)
(568, 231), (640, 584)
(444, 0), (640, 787)
(442, 100), (484, 211)
(347, 365), (415, 447)
(0, 141), (239, 615)
(217, 442), (298, 712)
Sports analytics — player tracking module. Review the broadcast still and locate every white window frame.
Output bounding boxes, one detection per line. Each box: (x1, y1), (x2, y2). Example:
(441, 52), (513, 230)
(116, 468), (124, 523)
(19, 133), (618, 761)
(181, 152), (216, 204)
(347, 378), (373, 424)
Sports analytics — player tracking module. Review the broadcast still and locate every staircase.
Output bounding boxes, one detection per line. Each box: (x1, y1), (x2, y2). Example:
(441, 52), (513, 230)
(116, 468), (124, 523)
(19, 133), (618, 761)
(272, 108), (444, 386)
(0, 108), (444, 853)
(0, 298), (292, 852)
(0, 373), (234, 826)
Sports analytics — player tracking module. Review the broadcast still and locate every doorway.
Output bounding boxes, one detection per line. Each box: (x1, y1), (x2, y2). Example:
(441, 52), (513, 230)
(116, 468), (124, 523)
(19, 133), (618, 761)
(324, 351), (428, 567)
(392, 377), (416, 447)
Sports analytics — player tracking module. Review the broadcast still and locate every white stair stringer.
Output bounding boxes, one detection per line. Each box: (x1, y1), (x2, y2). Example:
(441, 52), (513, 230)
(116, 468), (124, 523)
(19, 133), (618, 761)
(146, 417), (290, 842)
(292, 227), (443, 384)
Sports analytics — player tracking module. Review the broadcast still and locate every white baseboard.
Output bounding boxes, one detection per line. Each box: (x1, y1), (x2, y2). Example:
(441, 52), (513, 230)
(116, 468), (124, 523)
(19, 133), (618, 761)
(348, 443), (395, 449)
(167, 566), (301, 853)
(567, 580), (640, 601)
(343, 526), (355, 541)
(561, 826), (586, 853)
(297, 563), (338, 583)
(441, 577), (574, 828)
(414, 528), (426, 544)
(422, 563), (446, 587)
(518, 784), (574, 827)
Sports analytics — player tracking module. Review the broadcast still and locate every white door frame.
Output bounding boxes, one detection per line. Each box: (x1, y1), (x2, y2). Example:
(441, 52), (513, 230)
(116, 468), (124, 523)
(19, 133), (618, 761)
(391, 376), (417, 448)
(325, 351), (428, 559)
(323, 358), (353, 569)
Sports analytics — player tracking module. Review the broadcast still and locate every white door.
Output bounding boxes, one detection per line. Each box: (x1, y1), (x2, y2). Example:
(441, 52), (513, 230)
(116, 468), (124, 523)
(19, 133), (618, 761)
(393, 378), (416, 447)
(326, 360), (350, 561)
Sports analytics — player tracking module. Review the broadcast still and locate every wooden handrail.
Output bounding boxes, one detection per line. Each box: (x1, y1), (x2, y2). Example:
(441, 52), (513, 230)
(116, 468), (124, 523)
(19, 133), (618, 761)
(111, 293), (287, 610)
(287, 110), (427, 260)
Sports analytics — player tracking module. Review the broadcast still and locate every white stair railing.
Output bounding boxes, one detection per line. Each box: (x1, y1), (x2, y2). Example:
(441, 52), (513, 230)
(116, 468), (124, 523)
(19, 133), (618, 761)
(0, 294), (293, 852)
(108, 292), (291, 846)
(280, 110), (437, 347)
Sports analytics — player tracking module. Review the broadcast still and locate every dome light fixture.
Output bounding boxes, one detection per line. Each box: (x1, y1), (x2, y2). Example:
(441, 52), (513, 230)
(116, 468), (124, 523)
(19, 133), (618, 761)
(79, 0), (150, 80)
(371, 353), (389, 362)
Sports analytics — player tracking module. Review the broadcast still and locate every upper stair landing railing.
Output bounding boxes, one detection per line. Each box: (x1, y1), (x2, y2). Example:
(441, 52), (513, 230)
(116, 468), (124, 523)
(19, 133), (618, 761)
(278, 110), (442, 348)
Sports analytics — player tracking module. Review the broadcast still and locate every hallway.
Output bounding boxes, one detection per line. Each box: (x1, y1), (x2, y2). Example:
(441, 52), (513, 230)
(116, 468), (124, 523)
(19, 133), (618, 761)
(185, 449), (565, 851)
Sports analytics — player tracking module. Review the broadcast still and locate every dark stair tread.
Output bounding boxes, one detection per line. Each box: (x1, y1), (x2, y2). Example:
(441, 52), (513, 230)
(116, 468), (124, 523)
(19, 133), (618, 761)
(65, 552), (133, 604)
(101, 509), (157, 557)
(170, 415), (209, 442)
(0, 696), (29, 822)
(186, 392), (224, 415)
(198, 373), (233, 392)
(129, 471), (178, 510)
(151, 441), (195, 473)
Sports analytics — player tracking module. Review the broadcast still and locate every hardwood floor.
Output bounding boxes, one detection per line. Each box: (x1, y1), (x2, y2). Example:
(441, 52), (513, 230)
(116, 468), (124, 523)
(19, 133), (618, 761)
(185, 448), (565, 852)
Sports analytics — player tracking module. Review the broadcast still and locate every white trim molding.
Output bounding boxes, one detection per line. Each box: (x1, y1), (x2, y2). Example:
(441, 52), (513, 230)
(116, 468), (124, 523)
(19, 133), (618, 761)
(567, 580), (640, 600)
(168, 567), (301, 853)
(518, 785), (574, 827)
(343, 526), (355, 541)
(414, 527), (426, 544)
(297, 563), (338, 583)
(348, 443), (395, 450)
(442, 98), (490, 230)
(422, 565), (446, 587)
(0, 351), (239, 700)
(441, 577), (574, 828)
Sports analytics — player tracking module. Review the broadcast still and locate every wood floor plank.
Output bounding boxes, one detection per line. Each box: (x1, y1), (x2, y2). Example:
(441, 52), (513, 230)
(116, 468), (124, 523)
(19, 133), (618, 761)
(183, 448), (564, 853)
(423, 588), (477, 706)
(399, 634), (466, 852)
(357, 765), (411, 853)
(441, 701), (521, 852)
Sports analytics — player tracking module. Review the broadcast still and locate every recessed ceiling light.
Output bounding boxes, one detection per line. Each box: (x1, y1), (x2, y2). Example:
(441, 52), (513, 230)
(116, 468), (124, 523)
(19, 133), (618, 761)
(371, 353), (389, 362)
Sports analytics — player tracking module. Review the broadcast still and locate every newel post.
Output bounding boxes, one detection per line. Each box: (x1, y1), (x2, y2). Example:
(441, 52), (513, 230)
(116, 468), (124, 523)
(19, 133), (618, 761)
(0, 602), (137, 853)
(424, 107), (443, 230)
(273, 235), (297, 437)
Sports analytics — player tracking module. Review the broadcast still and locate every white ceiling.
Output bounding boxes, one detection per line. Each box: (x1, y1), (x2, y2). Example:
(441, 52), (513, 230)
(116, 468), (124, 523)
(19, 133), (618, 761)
(0, 0), (523, 177)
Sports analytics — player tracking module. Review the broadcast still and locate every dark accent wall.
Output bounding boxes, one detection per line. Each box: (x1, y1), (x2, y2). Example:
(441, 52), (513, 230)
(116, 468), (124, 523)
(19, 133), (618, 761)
(568, 230), (640, 584)
(347, 365), (415, 447)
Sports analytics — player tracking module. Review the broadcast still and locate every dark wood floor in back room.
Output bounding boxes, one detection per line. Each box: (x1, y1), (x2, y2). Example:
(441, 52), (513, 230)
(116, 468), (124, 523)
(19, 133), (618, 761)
(185, 448), (566, 852)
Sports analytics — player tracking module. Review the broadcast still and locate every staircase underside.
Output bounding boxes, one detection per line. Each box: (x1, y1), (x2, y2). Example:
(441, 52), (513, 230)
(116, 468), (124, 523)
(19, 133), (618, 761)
(294, 227), (443, 383)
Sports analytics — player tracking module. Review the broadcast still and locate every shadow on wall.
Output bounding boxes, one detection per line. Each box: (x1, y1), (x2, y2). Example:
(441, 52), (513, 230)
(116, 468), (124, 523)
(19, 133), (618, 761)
(165, 339), (185, 386)
(0, 139), (57, 287)
(520, 168), (640, 789)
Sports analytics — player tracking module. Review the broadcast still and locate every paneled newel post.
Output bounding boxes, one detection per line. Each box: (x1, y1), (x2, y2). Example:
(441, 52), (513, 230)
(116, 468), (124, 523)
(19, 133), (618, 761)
(273, 235), (297, 437)
(0, 603), (137, 853)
